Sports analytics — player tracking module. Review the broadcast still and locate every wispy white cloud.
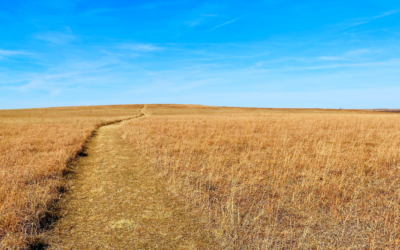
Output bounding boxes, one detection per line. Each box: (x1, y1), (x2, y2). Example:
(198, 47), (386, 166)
(202, 14), (218, 17)
(317, 49), (372, 62)
(209, 16), (245, 31)
(0, 49), (31, 60)
(282, 58), (400, 71)
(374, 9), (400, 19)
(344, 49), (370, 56)
(0, 49), (30, 56)
(343, 9), (400, 28)
(12, 57), (129, 94)
(190, 86), (400, 109)
(318, 56), (341, 61)
(3, 42), (400, 109)
(35, 31), (75, 45)
(382, 28), (400, 36)
(119, 43), (162, 52)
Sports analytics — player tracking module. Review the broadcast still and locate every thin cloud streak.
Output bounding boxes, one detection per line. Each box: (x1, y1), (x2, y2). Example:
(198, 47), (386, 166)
(318, 56), (342, 61)
(374, 9), (400, 19)
(0, 49), (31, 60)
(209, 16), (245, 31)
(118, 43), (163, 52)
(317, 49), (372, 62)
(0, 49), (30, 56)
(282, 59), (400, 71)
(345, 9), (400, 28)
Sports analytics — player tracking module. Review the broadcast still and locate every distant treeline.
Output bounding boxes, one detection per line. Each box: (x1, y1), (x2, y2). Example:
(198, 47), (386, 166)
(374, 109), (400, 113)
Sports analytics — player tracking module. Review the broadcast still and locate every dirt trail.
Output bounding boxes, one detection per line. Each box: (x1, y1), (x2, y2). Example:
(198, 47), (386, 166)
(44, 105), (214, 249)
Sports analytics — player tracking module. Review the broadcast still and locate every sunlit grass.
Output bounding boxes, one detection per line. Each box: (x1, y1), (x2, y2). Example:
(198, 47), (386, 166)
(0, 105), (141, 248)
(121, 105), (400, 248)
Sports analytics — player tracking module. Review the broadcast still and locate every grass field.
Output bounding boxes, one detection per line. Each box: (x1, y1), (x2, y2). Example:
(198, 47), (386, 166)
(0, 105), (141, 249)
(2, 104), (400, 249)
(121, 105), (400, 248)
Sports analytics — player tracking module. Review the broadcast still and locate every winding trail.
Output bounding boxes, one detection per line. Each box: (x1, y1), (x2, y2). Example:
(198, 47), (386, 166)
(45, 105), (214, 249)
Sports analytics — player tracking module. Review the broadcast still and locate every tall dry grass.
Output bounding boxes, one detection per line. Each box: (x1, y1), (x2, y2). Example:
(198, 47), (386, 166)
(0, 105), (141, 249)
(121, 106), (400, 249)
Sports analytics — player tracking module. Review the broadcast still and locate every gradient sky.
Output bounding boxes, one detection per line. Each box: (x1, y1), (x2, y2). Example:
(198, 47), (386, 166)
(1, 0), (400, 109)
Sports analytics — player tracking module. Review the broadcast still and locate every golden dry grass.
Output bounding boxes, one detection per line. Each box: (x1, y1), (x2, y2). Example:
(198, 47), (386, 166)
(121, 105), (400, 249)
(44, 113), (215, 249)
(0, 105), (142, 249)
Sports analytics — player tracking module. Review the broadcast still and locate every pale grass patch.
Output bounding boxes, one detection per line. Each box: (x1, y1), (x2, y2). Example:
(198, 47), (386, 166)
(110, 219), (137, 229)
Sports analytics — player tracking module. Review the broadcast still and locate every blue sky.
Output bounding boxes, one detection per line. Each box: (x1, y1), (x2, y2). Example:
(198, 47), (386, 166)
(1, 0), (400, 109)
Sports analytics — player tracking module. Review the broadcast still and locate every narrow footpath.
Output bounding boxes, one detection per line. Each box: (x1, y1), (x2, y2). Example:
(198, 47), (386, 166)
(45, 106), (214, 249)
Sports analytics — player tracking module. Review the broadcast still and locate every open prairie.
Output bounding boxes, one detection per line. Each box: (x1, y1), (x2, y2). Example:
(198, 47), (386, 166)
(2, 104), (400, 249)
(121, 105), (400, 248)
(0, 105), (142, 249)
